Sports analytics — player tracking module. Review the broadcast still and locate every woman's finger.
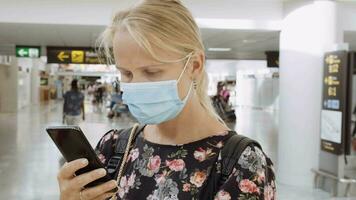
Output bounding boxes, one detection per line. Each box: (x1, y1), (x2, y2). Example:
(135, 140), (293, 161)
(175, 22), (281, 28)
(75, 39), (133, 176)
(80, 180), (118, 200)
(94, 192), (116, 200)
(58, 158), (88, 180)
(72, 168), (107, 188)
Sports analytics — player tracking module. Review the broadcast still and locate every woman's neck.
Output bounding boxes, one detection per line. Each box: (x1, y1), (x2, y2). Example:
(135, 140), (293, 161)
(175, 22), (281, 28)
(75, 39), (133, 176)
(144, 94), (230, 145)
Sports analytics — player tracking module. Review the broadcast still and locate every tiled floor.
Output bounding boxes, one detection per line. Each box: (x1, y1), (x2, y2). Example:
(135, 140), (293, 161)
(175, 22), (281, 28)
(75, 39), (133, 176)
(0, 100), (353, 199)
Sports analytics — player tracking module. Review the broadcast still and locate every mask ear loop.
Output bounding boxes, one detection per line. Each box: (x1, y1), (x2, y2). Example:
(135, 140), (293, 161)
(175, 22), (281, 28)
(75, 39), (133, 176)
(177, 52), (194, 102)
(177, 52), (194, 83)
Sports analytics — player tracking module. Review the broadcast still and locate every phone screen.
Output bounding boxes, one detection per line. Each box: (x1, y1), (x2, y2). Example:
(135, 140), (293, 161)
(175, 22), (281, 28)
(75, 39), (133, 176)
(47, 126), (115, 189)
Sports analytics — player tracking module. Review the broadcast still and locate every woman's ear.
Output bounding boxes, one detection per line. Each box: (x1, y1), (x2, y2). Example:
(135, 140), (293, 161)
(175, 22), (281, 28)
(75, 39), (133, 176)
(190, 51), (205, 80)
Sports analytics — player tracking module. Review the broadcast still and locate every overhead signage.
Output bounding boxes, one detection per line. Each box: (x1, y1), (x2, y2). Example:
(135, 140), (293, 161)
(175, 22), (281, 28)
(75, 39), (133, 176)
(265, 51), (279, 68)
(46, 47), (102, 64)
(16, 46), (41, 58)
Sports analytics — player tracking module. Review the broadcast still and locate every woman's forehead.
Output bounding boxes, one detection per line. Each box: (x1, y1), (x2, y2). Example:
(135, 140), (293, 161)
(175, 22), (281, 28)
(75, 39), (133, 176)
(113, 31), (153, 65)
(113, 30), (183, 69)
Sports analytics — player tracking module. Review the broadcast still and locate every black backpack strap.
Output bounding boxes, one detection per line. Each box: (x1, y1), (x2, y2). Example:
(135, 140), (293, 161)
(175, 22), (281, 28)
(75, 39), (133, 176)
(219, 132), (262, 185)
(106, 124), (146, 179)
(201, 131), (262, 199)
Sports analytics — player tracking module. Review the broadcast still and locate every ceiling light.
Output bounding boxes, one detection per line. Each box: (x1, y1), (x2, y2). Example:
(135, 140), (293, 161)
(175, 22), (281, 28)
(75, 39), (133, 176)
(243, 39), (257, 43)
(208, 48), (231, 52)
(196, 18), (282, 30)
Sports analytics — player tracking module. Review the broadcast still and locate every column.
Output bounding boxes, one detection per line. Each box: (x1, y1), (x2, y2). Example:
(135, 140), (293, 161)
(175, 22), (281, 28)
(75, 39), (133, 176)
(278, 0), (343, 187)
(0, 56), (18, 113)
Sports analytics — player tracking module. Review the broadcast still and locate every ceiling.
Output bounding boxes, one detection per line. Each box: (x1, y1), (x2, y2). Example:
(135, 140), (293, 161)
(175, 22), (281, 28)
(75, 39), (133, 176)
(1, 1), (355, 60)
(0, 23), (279, 60)
(1, 23), (356, 60)
(203, 29), (279, 59)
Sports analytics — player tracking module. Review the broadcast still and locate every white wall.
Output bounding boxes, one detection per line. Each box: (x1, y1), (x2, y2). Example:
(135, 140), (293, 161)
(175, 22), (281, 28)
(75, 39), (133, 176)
(17, 57), (47, 106)
(0, 55), (12, 65)
(205, 59), (268, 96)
(236, 70), (279, 110)
(284, 1), (356, 32)
(206, 60), (267, 74)
(205, 59), (279, 110)
(339, 2), (356, 31)
(17, 58), (33, 109)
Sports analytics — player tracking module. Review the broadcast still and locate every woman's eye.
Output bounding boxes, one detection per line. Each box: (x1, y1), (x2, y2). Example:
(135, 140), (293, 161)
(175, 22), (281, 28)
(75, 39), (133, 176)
(120, 70), (132, 78)
(144, 70), (161, 76)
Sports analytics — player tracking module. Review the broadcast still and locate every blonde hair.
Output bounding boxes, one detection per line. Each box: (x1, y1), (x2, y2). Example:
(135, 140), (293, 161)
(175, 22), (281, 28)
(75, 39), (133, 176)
(98, 0), (225, 124)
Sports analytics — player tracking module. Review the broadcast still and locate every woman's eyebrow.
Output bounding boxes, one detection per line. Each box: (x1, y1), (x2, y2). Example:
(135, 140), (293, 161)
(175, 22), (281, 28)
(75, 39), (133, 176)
(117, 63), (166, 71)
(116, 66), (128, 71)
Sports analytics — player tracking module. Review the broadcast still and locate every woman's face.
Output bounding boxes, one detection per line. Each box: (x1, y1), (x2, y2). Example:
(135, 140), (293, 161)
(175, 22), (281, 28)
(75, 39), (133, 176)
(113, 30), (194, 100)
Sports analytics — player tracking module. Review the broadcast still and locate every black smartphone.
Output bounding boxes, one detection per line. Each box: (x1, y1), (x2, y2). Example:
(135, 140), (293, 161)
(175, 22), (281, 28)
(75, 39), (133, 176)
(47, 126), (117, 190)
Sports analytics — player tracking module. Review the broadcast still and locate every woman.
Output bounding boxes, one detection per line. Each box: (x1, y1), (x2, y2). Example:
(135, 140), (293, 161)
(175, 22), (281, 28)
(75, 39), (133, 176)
(56, 1), (276, 199)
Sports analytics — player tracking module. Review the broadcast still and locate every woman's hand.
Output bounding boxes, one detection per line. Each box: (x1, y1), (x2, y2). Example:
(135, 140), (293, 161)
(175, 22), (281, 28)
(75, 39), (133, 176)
(57, 158), (118, 200)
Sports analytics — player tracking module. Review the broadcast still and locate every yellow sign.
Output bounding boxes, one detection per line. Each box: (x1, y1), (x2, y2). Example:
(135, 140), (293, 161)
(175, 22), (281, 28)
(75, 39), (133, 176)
(57, 51), (69, 62)
(71, 51), (84, 63)
(328, 64), (339, 73)
(324, 76), (340, 86)
(325, 54), (341, 65)
(328, 87), (337, 96)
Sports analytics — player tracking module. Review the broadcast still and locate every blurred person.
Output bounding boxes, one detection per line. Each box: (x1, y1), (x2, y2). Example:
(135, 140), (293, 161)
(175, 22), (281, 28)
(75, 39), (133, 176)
(56, 1), (275, 200)
(107, 87), (124, 119)
(109, 87), (123, 110)
(95, 82), (104, 105)
(63, 79), (85, 125)
(87, 82), (95, 98)
(216, 82), (227, 108)
(87, 82), (95, 95)
(213, 82), (236, 122)
(218, 82), (230, 105)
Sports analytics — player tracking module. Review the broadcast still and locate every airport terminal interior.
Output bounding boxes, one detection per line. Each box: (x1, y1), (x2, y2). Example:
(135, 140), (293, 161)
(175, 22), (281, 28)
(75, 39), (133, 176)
(1, 0), (356, 199)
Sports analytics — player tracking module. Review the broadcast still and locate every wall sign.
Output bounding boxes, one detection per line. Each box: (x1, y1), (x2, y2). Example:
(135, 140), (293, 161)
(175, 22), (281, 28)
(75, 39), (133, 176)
(321, 51), (353, 155)
(352, 52), (356, 74)
(16, 46), (41, 58)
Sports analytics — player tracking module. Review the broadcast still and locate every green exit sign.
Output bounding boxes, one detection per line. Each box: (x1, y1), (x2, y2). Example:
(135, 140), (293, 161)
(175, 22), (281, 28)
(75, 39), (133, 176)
(16, 46), (41, 58)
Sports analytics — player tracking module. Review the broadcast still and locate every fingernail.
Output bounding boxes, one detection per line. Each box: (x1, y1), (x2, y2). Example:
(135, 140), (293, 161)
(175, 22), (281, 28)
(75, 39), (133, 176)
(111, 180), (118, 187)
(98, 168), (106, 175)
(82, 159), (88, 165)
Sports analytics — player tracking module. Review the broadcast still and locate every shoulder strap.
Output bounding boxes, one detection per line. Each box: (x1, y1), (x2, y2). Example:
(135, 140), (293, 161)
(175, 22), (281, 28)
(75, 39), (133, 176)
(106, 124), (146, 179)
(201, 131), (262, 199)
(219, 131), (262, 185)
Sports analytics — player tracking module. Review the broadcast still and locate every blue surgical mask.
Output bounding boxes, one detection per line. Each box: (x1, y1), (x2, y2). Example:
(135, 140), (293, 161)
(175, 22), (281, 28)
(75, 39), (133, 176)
(120, 54), (193, 124)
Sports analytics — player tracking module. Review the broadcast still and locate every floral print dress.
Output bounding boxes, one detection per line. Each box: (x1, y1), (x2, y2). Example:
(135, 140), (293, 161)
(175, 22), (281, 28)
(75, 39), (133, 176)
(95, 129), (276, 200)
